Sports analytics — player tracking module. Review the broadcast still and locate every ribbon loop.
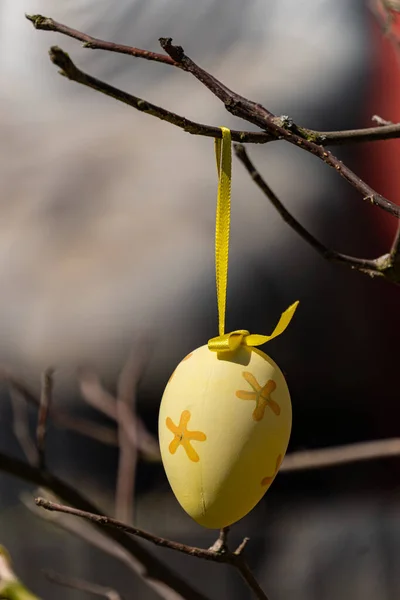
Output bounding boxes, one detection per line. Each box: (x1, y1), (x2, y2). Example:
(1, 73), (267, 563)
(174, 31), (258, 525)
(208, 301), (299, 353)
(209, 126), (299, 354)
(208, 330), (250, 352)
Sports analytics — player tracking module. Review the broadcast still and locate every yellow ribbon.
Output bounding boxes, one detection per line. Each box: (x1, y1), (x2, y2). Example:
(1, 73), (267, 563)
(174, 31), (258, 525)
(208, 127), (299, 353)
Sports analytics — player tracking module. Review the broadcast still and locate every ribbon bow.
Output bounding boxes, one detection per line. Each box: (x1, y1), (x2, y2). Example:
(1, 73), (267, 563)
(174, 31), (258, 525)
(208, 127), (299, 353)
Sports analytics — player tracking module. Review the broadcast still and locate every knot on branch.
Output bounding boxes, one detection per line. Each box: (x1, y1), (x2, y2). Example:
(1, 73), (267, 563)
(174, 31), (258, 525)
(159, 38), (184, 62)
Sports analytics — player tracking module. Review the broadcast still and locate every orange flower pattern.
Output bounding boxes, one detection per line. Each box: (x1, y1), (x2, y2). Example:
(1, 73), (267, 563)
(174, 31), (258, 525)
(166, 410), (206, 462)
(261, 454), (282, 487)
(235, 372), (280, 421)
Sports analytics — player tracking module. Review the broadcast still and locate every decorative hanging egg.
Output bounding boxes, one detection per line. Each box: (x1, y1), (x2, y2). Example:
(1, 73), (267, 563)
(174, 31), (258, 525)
(158, 343), (292, 529)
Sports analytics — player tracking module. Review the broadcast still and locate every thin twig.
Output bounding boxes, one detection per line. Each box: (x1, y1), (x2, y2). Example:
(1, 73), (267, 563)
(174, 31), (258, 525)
(115, 345), (149, 524)
(10, 389), (39, 466)
(234, 144), (390, 280)
(0, 366), (118, 448)
(372, 114), (394, 126)
(35, 499), (270, 600)
(281, 438), (400, 472)
(78, 366), (160, 462)
(50, 412), (119, 447)
(78, 368), (118, 420)
(208, 527), (230, 553)
(43, 569), (123, 600)
(390, 224), (400, 270)
(46, 44), (272, 145)
(36, 368), (54, 470)
(26, 14), (179, 67)
(309, 122), (400, 144)
(22, 489), (156, 588)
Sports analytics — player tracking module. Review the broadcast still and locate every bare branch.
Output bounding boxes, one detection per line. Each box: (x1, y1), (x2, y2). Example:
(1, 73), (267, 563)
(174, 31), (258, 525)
(78, 366), (160, 463)
(43, 569), (123, 600)
(26, 14), (179, 68)
(22, 489), (155, 587)
(159, 38), (400, 219)
(281, 438), (400, 472)
(78, 368), (117, 419)
(23, 14), (400, 150)
(30, 29), (400, 220)
(115, 344), (151, 524)
(0, 365), (119, 447)
(36, 499), (269, 600)
(0, 453), (210, 600)
(36, 368), (54, 470)
(208, 527), (230, 553)
(234, 144), (395, 282)
(372, 114), (394, 126)
(10, 389), (39, 466)
(309, 121), (400, 144)
(25, 14), (400, 150)
(46, 45), (272, 146)
(390, 225), (400, 270)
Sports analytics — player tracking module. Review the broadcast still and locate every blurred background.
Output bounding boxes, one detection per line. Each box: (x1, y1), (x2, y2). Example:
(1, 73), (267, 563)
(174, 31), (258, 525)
(0, 0), (400, 598)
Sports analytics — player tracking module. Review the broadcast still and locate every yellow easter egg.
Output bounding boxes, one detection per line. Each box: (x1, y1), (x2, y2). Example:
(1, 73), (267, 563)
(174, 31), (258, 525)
(158, 344), (292, 529)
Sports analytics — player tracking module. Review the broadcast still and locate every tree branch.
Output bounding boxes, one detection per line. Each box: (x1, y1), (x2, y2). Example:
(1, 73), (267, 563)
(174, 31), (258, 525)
(43, 569), (122, 600)
(25, 14), (179, 68)
(36, 368), (54, 470)
(0, 366), (119, 449)
(234, 144), (397, 283)
(159, 38), (400, 219)
(36, 499), (269, 600)
(26, 16), (400, 220)
(24, 13), (400, 157)
(0, 455), (211, 600)
(47, 45), (273, 145)
(281, 438), (400, 472)
(114, 344), (151, 525)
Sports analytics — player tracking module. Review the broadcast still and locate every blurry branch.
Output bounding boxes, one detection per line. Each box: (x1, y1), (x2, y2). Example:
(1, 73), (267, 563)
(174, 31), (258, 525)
(234, 144), (399, 282)
(281, 438), (400, 472)
(0, 367), (119, 448)
(0, 364), (158, 460)
(36, 499), (268, 600)
(10, 389), (39, 466)
(372, 114), (394, 126)
(114, 344), (152, 524)
(36, 368), (54, 470)
(3, 404), (400, 600)
(78, 367), (160, 464)
(0, 546), (41, 600)
(43, 569), (123, 600)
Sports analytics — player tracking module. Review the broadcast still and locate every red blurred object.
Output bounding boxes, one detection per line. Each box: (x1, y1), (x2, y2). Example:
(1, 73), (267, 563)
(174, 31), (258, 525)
(366, 5), (400, 242)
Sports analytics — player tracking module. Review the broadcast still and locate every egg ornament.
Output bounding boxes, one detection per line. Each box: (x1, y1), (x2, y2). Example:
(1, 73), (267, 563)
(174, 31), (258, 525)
(158, 322), (295, 529)
(158, 127), (298, 528)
